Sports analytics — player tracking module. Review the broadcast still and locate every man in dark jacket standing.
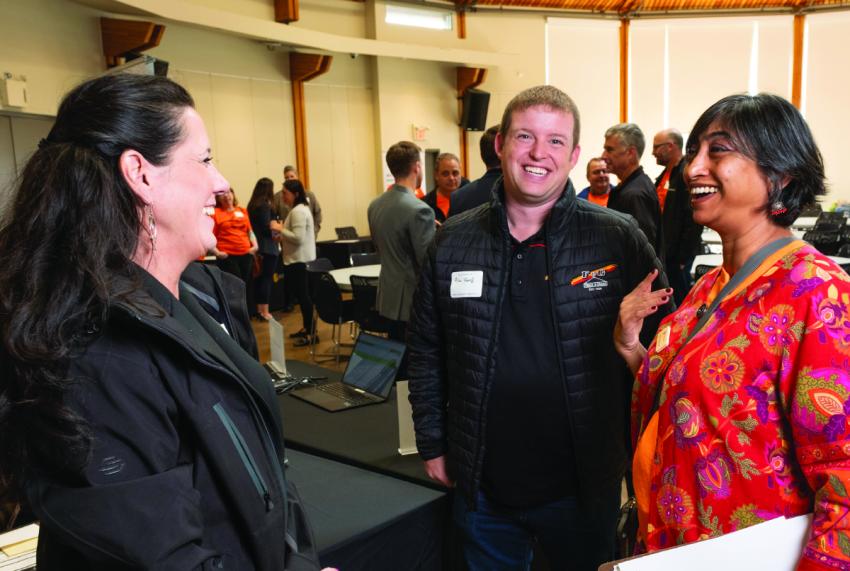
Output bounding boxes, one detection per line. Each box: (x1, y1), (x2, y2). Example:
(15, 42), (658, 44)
(603, 123), (664, 260)
(408, 86), (671, 571)
(652, 128), (703, 305)
(448, 125), (502, 217)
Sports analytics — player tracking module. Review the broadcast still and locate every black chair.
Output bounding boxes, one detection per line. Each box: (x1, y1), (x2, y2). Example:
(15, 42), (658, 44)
(815, 212), (847, 228)
(306, 258), (334, 274)
(309, 272), (356, 364)
(350, 275), (392, 335)
(694, 264), (714, 279)
(799, 203), (823, 218)
(335, 226), (359, 240)
(804, 230), (843, 256)
(350, 252), (380, 267)
(837, 243), (850, 258)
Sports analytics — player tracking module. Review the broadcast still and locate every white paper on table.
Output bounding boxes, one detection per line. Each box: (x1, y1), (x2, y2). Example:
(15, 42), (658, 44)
(610, 514), (811, 571)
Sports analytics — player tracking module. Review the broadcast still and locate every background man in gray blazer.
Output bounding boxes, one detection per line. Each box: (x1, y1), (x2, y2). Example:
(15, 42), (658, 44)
(368, 141), (436, 344)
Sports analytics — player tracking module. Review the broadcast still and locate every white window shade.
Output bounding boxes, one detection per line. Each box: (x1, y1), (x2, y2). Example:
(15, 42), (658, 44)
(805, 12), (850, 204)
(546, 18), (620, 188)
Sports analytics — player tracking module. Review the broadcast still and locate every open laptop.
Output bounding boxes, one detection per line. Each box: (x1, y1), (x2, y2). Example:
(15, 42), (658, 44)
(289, 332), (405, 412)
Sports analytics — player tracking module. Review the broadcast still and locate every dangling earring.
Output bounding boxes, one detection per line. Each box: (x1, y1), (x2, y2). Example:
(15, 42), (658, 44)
(145, 204), (157, 252)
(770, 201), (787, 216)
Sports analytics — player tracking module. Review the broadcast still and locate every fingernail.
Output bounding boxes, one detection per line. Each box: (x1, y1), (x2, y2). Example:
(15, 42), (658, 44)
(666, 288), (673, 293)
(651, 306), (657, 310)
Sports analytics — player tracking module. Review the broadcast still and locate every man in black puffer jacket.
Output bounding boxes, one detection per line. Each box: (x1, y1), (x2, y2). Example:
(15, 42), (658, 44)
(408, 85), (672, 571)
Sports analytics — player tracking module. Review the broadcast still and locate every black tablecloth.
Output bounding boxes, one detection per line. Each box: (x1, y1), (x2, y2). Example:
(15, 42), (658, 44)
(287, 449), (446, 570)
(280, 360), (439, 489)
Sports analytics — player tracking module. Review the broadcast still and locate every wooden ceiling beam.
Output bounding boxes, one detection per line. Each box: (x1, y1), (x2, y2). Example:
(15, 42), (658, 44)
(619, 18), (630, 122)
(791, 13), (805, 108)
(289, 53), (333, 189)
(274, 0), (300, 24)
(100, 17), (165, 68)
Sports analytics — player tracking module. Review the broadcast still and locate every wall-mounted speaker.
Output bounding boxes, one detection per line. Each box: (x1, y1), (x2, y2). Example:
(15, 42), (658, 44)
(460, 88), (490, 132)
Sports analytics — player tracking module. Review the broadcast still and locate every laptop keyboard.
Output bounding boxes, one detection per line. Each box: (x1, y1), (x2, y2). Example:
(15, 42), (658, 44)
(317, 382), (374, 405)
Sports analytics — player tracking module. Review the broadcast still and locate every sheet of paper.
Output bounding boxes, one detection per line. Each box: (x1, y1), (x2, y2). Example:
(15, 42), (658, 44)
(0, 525), (38, 551)
(1, 538), (37, 557)
(610, 514), (811, 571)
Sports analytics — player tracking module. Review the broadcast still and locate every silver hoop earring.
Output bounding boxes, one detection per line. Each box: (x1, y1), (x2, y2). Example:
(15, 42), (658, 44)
(146, 204), (157, 252)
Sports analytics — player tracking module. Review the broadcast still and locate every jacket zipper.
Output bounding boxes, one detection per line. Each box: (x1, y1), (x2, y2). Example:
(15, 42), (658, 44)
(213, 402), (274, 512)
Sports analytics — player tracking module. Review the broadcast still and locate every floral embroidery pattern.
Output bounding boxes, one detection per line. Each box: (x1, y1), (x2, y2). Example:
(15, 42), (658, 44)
(700, 350), (745, 393)
(632, 245), (850, 568)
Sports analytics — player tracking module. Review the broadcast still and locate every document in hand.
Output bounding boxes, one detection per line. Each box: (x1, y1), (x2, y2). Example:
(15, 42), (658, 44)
(598, 514), (811, 571)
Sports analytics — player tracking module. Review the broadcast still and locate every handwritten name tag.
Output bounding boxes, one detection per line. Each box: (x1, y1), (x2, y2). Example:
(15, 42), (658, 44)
(450, 271), (483, 299)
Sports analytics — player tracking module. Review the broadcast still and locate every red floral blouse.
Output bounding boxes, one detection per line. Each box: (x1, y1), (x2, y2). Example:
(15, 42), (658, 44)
(632, 244), (850, 570)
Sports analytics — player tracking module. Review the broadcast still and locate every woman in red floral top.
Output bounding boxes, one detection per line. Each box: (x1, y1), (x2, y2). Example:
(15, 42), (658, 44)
(615, 93), (850, 570)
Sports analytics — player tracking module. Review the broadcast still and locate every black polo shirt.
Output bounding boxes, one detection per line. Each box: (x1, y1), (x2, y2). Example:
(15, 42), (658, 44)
(481, 228), (578, 508)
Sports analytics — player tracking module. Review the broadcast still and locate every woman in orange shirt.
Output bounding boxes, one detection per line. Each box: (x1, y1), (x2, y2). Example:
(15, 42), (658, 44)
(212, 188), (258, 288)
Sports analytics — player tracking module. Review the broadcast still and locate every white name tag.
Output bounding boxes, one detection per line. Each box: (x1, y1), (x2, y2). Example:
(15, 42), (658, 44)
(656, 324), (671, 352)
(450, 271), (483, 298)
(234, 210), (244, 218)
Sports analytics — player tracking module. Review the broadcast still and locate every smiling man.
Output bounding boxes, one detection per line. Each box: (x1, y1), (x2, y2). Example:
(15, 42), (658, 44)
(407, 85), (671, 571)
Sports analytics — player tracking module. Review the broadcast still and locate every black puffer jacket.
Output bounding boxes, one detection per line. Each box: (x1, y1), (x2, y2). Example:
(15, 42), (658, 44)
(408, 179), (669, 507)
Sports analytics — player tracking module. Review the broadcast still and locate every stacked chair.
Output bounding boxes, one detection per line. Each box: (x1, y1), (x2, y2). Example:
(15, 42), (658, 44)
(803, 212), (848, 256)
(305, 258), (356, 364)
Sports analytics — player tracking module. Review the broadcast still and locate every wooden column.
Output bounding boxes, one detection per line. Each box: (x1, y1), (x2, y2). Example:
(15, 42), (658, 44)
(457, 10), (467, 39)
(456, 67), (487, 177)
(289, 53), (332, 189)
(100, 18), (165, 67)
(274, 0), (299, 23)
(791, 14), (805, 109)
(619, 18), (630, 122)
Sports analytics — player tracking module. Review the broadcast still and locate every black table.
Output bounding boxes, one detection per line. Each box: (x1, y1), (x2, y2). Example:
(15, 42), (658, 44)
(316, 238), (375, 269)
(279, 360), (438, 490)
(287, 449), (446, 570)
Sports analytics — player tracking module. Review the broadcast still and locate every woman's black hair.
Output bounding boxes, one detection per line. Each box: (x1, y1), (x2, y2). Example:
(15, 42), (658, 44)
(283, 179), (308, 207)
(0, 74), (194, 495)
(685, 93), (825, 227)
(247, 177), (275, 212)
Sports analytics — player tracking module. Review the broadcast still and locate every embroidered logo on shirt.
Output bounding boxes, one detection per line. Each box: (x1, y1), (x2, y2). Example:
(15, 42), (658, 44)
(570, 264), (617, 288)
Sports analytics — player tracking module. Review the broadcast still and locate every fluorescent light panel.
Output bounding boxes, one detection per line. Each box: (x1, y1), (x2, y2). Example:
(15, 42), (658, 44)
(385, 5), (453, 31)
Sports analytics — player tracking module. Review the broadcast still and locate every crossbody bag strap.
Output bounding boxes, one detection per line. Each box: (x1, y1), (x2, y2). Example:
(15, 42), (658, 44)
(647, 235), (798, 415)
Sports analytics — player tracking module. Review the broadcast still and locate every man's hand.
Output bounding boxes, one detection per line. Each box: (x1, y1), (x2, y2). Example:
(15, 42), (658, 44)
(424, 456), (454, 488)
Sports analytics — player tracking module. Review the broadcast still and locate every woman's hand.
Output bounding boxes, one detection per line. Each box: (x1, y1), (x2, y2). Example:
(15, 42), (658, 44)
(213, 248), (228, 260)
(614, 269), (671, 374)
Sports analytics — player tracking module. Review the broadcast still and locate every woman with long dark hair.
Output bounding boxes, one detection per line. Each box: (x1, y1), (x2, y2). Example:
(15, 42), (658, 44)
(247, 177), (279, 321)
(617, 93), (850, 568)
(0, 74), (319, 569)
(273, 179), (317, 346)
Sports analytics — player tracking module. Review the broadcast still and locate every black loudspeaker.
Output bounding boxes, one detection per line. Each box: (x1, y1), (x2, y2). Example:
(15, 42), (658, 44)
(460, 88), (490, 131)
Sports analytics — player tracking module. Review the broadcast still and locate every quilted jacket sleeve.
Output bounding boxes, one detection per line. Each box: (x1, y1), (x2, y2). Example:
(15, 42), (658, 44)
(407, 237), (448, 461)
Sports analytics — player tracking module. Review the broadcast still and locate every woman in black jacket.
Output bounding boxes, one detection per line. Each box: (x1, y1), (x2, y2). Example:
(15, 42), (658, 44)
(0, 75), (319, 570)
(247, 177), (280, 321)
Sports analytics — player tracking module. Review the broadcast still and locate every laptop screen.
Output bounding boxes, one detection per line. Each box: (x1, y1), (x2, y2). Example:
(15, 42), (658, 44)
(341, 333), (406, 398)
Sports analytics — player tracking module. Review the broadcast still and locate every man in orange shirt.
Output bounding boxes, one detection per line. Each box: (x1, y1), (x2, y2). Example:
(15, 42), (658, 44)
(577, 157), (611, 207)
(422, 153), (461, 223)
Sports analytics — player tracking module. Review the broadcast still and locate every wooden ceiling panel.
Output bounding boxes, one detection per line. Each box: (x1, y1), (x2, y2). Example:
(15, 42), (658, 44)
(458, 0), (847, 14)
